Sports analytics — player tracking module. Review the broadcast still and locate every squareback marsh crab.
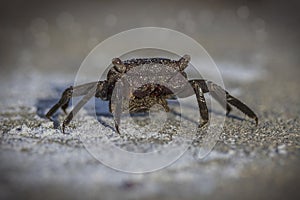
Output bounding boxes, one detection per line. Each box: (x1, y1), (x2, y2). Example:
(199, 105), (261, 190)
(46, 55), (258, 133)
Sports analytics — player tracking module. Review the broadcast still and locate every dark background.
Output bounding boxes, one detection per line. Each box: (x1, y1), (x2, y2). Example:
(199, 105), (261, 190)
(0, 0), (299, 76)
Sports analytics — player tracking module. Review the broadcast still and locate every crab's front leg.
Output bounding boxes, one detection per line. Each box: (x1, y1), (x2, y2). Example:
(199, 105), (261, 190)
(62, 81), (110, 133)
(206, 81), (258, 125)
(62, 86), (96, 132)
(109, 57), (127, 134)
(205, 81), (234, 116)
(188, 80), (258, 125)
(46, 81), (99, 120)
(45, 86), (73, 119)
(46, 81), (108, 133)
(111, 81), (123, 134)
(189, 80), (209, 127)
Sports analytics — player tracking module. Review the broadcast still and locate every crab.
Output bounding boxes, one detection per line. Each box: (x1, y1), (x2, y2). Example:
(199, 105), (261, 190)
(46, 55), (258, 133)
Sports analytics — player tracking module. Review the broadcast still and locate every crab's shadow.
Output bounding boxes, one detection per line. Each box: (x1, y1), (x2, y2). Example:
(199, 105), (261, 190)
(170, 105), (245, 125)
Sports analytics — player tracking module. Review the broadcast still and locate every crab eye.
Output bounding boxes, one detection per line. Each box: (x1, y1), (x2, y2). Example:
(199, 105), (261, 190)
(112, 58), (121, 65)
(112, 58), (126, 73)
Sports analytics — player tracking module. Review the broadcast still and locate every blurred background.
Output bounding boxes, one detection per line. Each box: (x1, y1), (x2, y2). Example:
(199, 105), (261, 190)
(0, 0), (299, 77)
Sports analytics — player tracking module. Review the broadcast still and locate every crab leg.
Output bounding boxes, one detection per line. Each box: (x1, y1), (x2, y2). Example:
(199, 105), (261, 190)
(190, 80), (209, 127)
(46, 86), (73, 119)
(209, 89), (232, 115)
(206, 81), (258, 125)
(111, 83), (123, 134)
(46, 81), (110, 133)
(46, 82), (99, 119)
(62, 84), (98, 133)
